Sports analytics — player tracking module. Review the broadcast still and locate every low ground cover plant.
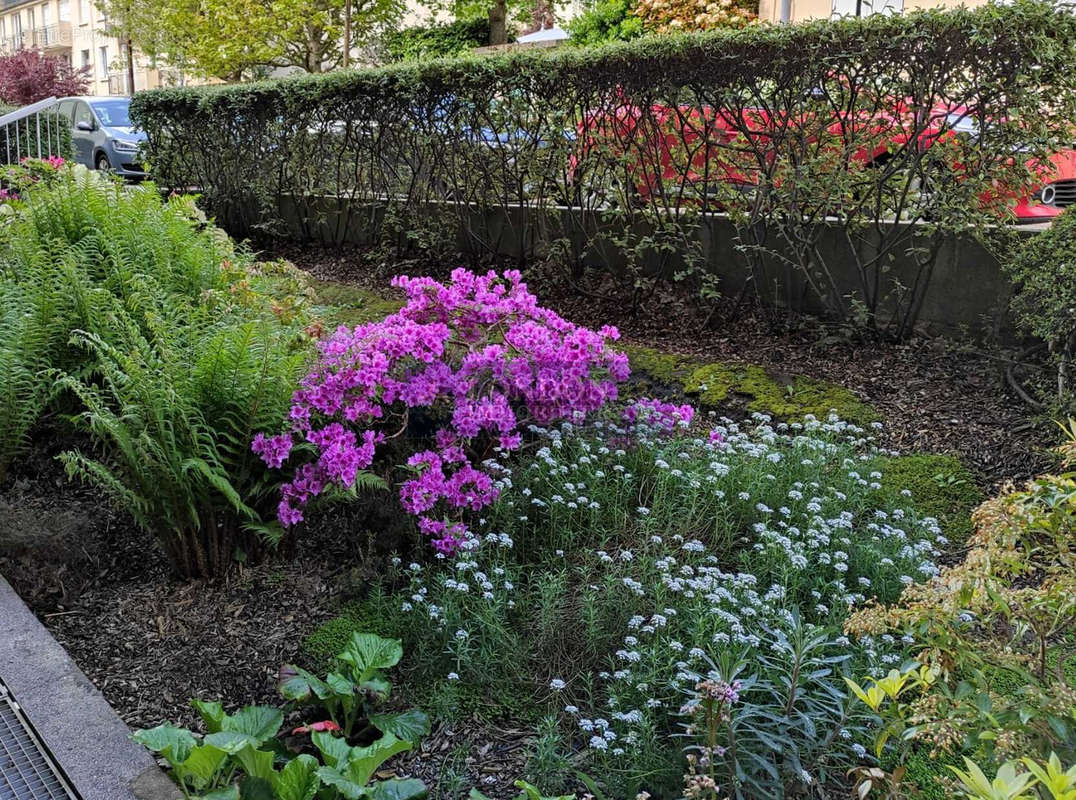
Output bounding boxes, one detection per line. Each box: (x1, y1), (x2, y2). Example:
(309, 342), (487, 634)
(309, 406), (961, 796)
(135, 633), (429, 800)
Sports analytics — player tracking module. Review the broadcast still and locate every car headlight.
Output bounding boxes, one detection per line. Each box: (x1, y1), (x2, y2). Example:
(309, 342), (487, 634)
(113, 140), (141, 153)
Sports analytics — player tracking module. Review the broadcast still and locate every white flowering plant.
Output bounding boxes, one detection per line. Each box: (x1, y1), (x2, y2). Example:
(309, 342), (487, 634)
(368, 410), (949, 796)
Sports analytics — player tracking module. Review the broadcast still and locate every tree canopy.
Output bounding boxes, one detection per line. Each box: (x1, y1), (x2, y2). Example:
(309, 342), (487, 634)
(98, 0), (404, 80)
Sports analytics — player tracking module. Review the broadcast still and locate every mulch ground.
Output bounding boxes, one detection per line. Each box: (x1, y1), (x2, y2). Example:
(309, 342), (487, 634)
(0, 241), (1057, 798)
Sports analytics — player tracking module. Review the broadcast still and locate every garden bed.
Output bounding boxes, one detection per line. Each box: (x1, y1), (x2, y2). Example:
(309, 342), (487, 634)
(1, 249), (1038, 798)
(0, 171), (1064, 800)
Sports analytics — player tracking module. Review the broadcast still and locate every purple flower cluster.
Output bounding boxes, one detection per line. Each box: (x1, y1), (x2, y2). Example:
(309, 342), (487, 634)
(255, 268), (629, 552)
(623, 398), (695, 432)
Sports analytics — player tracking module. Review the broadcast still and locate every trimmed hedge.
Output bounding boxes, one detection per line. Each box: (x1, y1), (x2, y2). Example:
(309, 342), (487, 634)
(131, 2), (1076, 337)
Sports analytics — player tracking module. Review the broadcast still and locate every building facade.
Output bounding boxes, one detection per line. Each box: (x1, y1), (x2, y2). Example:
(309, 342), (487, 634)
(0, 0), (183, 95)
(757, 0), (974, 24)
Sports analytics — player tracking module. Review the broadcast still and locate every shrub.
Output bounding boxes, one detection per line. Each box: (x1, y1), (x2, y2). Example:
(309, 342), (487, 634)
(1003, 210), (1076, 414)
(131, 2), (1076, 337)
(316, 411), (951, 795)
(382, 19), (493, 61)
(567, 0), (645, 47)
(845, 436), (1076, 785)
(0, 49), (91, 107)
(255, 268), (628, 553)
(0, 169), (314, 576)
(633, 0), (756, 32)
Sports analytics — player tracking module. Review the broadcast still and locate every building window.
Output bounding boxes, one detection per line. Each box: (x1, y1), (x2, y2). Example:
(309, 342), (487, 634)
(98, 45), (107, 79)
(41, 3), (50, 27)
(26, 8), (34, 30)
(59, 0), (69, 21)
(79, 0), (89, 24)
(80, 48), (89, 68)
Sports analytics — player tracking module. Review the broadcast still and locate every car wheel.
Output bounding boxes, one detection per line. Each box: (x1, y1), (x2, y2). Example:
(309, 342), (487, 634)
(96, 153), (111, 172)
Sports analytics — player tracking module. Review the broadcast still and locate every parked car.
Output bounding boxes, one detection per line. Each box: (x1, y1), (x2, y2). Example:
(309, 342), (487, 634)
(54, 96), (147, 178)
(571, 98), (1076, 222)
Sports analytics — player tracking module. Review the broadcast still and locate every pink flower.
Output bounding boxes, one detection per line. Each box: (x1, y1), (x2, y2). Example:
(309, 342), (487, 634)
(291, 720), (342, 735)
(255, 269), (629, 552)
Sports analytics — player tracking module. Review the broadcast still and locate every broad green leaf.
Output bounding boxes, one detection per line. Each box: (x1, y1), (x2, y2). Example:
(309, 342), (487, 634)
(358, 678), (392, 703)
(468, 792), (491, 800)
(273, 754), (321, 800)
(192, 700), (227, 734)
(280, 666), (336, 703)
(175, 744), (228, 788)
(239, 776), (275, 800)
(132, 723), (196, 766)
(311, 730), (352, 769)
(345, 733), (413, 787)
(199, 788), (240, 800)
(369, 777), (428, 800)
(205, 730), (263, 755)
(369, 710), (430, 743)
(326, 672), (358, 698)
(225, 706), (284, 743)
(235, 746), (276, 781)
(340, 633), (403, 682)
(315, 767), (365, 800)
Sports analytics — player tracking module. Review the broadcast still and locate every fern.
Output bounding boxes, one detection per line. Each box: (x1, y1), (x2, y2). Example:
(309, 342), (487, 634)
(1, 169), (315, 576)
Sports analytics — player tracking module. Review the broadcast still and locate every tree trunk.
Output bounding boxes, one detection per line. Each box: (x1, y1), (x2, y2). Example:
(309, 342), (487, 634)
(489, 0), (508, 45)
(126, 38), (136, 94)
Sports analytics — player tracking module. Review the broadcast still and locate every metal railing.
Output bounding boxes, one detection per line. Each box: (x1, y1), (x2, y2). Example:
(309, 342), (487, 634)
(0, 97), (67, 165)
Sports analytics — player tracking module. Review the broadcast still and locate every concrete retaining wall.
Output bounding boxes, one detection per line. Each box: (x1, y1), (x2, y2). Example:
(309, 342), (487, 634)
(278, 194), (1031, 338)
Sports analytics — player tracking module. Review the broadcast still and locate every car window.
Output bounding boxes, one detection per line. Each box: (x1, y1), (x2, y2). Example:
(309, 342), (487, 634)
(56, 100), (74, 123)
(73, 101), (93, 129)
(90, 100), (132, 128)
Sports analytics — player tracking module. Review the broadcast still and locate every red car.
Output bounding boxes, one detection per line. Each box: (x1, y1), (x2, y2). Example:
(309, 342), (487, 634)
(570, 98), (1076, 222)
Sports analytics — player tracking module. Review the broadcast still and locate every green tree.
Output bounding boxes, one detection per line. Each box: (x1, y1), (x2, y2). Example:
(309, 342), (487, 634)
(98, 0), (403, 81)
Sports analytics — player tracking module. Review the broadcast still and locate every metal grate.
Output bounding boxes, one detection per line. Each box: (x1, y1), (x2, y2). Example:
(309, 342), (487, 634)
(0, 683), (79, 800)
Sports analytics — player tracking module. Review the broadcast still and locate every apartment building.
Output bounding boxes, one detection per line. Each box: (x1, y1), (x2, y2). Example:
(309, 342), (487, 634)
(0, 0), (183, 95)
(757, 0), (971, 24)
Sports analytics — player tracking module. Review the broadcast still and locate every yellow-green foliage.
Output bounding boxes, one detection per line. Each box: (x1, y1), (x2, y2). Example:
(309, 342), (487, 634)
(307, 278), (404, 328)
(621, 344), (879, 426)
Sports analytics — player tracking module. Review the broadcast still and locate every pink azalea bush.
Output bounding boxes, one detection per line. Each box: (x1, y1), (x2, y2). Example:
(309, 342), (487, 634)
(254, 268), (630, 553)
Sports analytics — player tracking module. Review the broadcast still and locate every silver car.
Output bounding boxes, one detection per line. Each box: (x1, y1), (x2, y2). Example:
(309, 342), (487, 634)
(55, 95), (147, 178)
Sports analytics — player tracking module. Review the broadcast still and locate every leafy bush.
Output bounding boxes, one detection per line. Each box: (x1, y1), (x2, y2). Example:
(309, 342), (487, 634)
(135, 633), (428, 800)
(0, 49), (90, 106)
(1004, 210), (1076, 414)
(634, 0), (756, 32)
(567, 0), (644, 47)
(255, 268), (628, 552)
(0, 169), (315, 576)
(382, 19), (493, 61)
(314, 410), (951, 796)
(845, 434), (1076, 790)
(131, 2), (1076, 337)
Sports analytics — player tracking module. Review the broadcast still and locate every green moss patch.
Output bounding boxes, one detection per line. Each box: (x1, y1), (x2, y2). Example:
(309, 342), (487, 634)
(307, 278), (403, 328)
(620, 343), (879, 427)
(869, 453), (982, 545)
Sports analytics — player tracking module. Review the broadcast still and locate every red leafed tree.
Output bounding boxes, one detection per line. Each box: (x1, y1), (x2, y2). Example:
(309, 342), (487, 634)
(0, 50), (91, 107)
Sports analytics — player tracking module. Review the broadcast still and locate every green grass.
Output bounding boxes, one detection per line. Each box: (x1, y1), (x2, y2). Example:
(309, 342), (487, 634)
(620, 343), (880, 427)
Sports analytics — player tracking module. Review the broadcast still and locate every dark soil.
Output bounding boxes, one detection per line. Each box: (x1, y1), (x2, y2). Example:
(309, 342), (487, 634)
(0, 240), (1057, 799)
(0, 436), (538, 798)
